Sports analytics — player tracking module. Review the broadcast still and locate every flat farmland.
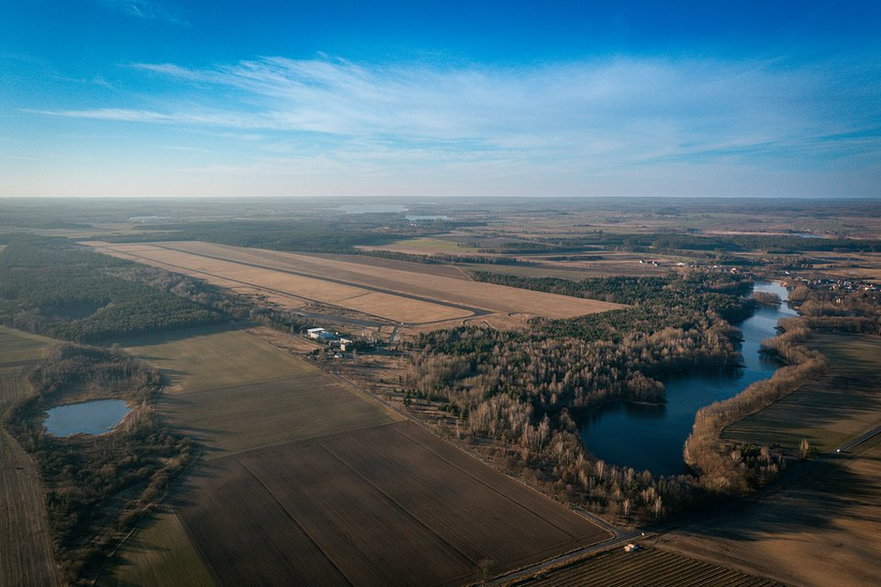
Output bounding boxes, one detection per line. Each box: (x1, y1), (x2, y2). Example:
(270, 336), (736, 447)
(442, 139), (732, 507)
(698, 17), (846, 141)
(122, 328), (397, 456)
(513, 546), (781, 587)
(177, 422), (610, 586)
(88, 241), (624, 325)
(0, 328), (57, 587)
(664, 333), (881, 586)
(101, 511), (213, 587)
(658, 433), (881, 586)
(723, 334), (881, 451)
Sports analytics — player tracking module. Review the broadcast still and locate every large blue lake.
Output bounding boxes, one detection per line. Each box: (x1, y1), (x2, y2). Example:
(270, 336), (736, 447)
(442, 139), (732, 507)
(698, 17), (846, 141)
(44, 399), (130, 437)
(579, 282), (796, 476)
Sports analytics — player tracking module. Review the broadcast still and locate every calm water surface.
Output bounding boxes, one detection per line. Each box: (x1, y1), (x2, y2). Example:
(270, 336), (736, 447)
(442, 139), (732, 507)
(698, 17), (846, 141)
(44, 399), (130, 437)
(579, 282), (796, 476)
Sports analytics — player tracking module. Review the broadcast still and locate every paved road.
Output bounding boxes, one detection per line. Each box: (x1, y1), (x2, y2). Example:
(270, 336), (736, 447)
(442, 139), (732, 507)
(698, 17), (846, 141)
(836, 423), (881, 453)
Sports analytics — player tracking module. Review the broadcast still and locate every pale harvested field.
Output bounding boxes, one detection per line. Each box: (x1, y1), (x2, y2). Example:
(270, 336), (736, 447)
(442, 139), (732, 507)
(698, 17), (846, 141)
(658, 434), (881, 587)
(88, 241), (624, 324)
(0, 328), (58, 587)
(178, 422), (610, 586)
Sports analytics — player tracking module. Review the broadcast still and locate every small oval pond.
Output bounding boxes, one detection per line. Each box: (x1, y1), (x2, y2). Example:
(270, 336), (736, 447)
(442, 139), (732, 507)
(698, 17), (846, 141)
(579, 282), (796, 476)
(44, 399), (130, 437)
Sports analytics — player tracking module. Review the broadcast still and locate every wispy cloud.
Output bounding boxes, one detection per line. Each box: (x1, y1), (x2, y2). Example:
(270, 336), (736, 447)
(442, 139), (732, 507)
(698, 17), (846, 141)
(94, 0), (186, 24)
(26, 55), (881, 192)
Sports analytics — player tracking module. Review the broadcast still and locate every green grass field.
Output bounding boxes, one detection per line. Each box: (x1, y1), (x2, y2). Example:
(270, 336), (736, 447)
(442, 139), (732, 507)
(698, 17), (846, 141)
(723, 334), (881, 452)
(101, 511), (213, 587)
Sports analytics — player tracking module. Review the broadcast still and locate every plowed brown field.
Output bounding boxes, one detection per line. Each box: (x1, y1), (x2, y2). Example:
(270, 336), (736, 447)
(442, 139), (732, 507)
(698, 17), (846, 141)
(177, 422), (609, 586)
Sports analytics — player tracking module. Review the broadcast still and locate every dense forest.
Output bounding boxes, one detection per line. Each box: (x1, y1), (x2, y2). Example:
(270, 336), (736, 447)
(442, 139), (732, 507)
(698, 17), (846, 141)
(0, 236), (224, 342)
(406, 272), (881, 522)
(405, 272), (758, 522)
(6, 345), (193, 584)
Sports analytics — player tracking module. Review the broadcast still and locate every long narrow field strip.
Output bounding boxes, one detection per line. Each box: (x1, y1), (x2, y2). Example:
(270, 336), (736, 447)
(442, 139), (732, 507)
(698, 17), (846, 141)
(514, 547), (782, 587)
(724, 334), (881, 451)
(88, 240), (625, 323)
(177, 421), (610, 587)
(0, 328), (57, 587)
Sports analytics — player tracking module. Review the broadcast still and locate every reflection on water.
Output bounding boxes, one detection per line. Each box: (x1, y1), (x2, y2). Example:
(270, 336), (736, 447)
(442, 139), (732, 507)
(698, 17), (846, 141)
(579, 282), (796, 476)
(44, 399), (130, 437)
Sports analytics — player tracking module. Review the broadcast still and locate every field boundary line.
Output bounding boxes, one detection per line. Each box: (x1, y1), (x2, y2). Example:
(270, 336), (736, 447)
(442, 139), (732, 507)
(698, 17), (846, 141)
(315, 442), (477, 570)
(236, 459), (355, 586)
(331, 371), (621, 539)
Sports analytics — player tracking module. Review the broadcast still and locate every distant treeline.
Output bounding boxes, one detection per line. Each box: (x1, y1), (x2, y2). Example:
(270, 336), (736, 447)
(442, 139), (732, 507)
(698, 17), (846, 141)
(0, 236), (224, 342)
(105, 218), (473, 254)
(470, 273), (755, 323)
(478, 232), (881, 255)
(361, 248), (525, 266)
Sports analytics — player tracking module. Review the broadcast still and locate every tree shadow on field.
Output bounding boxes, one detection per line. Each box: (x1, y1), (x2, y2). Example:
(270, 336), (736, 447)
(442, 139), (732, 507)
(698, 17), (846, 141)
(685, 456), (878, 542)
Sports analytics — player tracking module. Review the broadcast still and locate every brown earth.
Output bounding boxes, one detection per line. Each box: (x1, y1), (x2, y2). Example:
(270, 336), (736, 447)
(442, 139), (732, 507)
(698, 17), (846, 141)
(176, 422), (610, 586)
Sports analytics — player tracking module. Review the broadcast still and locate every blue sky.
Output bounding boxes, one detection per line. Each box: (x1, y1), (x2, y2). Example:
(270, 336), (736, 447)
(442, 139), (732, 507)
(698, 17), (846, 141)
(2, 1), (880, 197)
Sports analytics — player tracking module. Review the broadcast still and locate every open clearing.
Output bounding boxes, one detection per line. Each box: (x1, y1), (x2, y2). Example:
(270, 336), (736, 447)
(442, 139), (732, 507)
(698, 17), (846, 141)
(178, 422), (610, 586)
(661, 333), (881, 586)
(0, 328), (57, 587)
(87, 241), (624, 325)
(512, 546), (781, 587)
(111, 327), (610, 585)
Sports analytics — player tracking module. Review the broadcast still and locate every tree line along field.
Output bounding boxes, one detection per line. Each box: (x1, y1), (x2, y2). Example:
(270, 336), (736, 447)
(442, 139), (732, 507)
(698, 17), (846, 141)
(86, 240), (625, 325)
(107, 326), (610, 586)
(512, 546), (782, 587)
(723, 334), (881, 451)
(0, 327), (57, 587)
(653, 332), (881, 587)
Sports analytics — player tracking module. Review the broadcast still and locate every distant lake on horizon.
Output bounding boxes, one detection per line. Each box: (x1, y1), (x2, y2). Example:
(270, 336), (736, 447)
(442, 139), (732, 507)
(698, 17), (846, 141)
(44, 399), (130, 437)
(333, 204), (408, 214)
(579, 282), (797, 476)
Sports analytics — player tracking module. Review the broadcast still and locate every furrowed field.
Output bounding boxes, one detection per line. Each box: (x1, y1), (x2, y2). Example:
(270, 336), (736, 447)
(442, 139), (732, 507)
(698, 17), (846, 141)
(178, 422), (608, 586)
(108, 326), (610, 585)
(513, 546), (782, 587)
(0, 328), (57, 587)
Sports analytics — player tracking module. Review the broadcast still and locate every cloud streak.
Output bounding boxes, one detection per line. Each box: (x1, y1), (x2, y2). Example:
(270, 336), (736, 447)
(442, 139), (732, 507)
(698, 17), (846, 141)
(27, 55), (881, 194)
